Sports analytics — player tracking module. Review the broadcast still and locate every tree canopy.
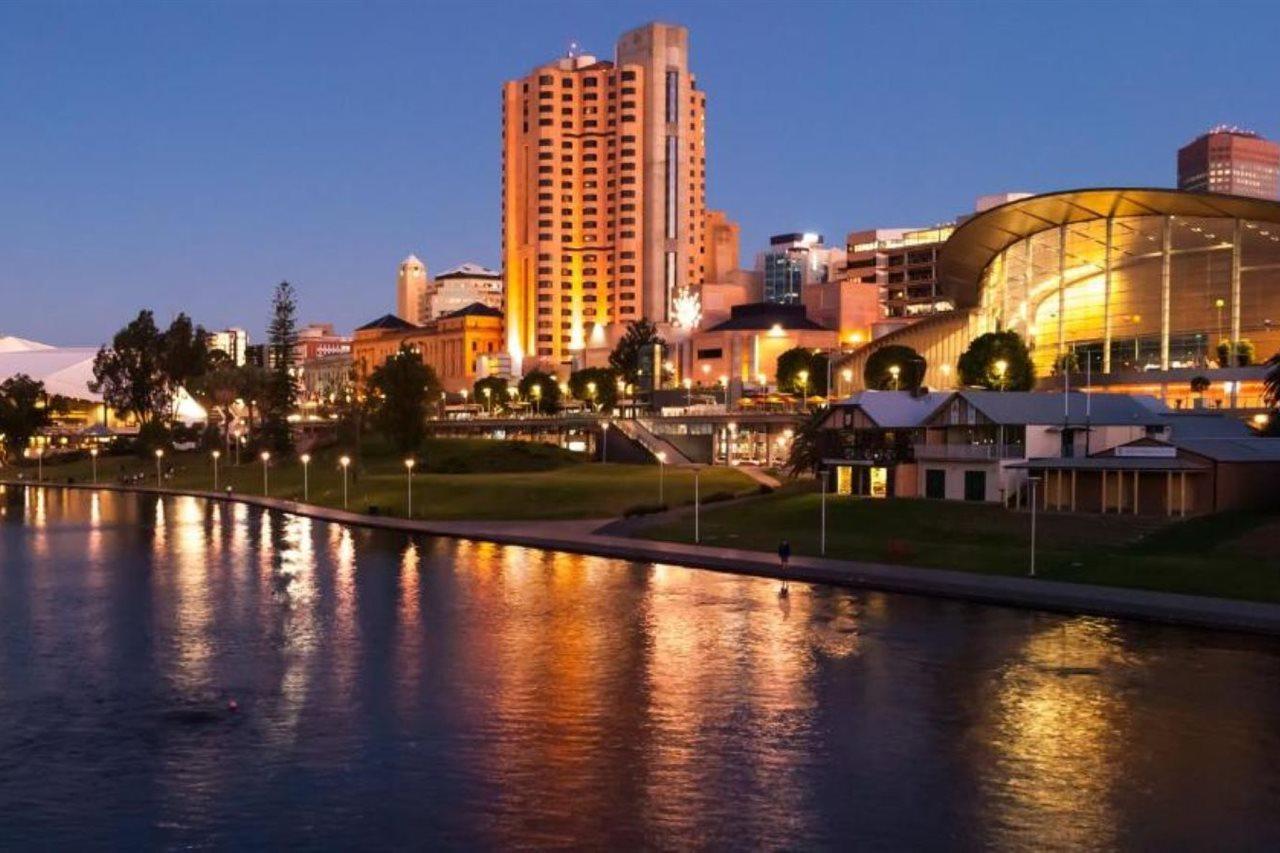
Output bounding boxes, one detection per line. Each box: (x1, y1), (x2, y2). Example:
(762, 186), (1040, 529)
(0, 375), (61, 464)
(863, 345), (926, 391)
(608, 319), (664, 385)
(518, 369), (561, 414)
(957, 331), (1036, 391)
(368, 346), (440, 453)
(776, 347), (829, 397)
(473, 375), (512, 414)
(569, 367), (619, 411)
(90, 309), (211, 426)
(260, 281), (299, 451)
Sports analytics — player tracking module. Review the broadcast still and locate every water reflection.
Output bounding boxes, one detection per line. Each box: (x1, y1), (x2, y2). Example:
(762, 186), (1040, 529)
(1, 486), (1279, 849)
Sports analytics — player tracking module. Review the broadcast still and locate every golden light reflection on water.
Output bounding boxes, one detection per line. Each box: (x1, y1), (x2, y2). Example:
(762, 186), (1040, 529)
(983, 617), (1128, 850)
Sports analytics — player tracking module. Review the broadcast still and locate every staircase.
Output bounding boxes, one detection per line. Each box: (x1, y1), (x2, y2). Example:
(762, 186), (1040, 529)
(613, 419), (694, 465)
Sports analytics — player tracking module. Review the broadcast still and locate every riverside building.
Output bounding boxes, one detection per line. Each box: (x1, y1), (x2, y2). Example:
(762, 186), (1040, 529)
(502, 22), (707, 369)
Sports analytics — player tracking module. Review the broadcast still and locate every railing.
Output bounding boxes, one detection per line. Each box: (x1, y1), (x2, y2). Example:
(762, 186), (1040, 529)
(616, 419), (694, 464)
(912, 444), (1026, 461)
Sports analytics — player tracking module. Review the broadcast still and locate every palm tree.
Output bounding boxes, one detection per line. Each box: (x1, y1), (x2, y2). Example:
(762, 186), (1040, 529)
(785, 405), (830, 478)
(1265, 353), (1280, 409)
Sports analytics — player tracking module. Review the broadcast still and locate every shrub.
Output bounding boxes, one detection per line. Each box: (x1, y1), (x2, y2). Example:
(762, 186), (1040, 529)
(623, 502), (669, 517)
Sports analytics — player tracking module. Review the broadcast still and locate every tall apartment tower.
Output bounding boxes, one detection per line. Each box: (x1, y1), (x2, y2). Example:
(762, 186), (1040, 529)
(503, 22), (707, 368)
(1177, 126), (1280, 200)
(396, 254), (429, 325)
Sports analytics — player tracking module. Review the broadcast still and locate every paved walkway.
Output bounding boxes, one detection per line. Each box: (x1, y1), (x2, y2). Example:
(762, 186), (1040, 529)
(9, 479), (1280, 636)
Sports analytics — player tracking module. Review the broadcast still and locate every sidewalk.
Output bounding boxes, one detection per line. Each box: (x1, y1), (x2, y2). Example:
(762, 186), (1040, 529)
(9, 479), (1280, 636)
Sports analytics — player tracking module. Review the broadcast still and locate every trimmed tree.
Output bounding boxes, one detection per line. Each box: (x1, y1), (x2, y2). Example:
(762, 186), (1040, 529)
(776, 347), (829, 397)
(863, 345), (926, 391)
(0, 375), (60, 465)
(368, 346), (440, 453)
(1216, 338), (1255, 367)
(608, 319), (664, 385)
(569, 367), (619, 411)
(473, 375), (511, 415)
(518, 369), (561, 415)
(957, 331), (1036, 391)
(260, 281), (299, 452)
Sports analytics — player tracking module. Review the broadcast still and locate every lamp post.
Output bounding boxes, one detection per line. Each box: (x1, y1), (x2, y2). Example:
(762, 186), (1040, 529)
(90, 447), (98, 485)
(820, 466), (827, 556)
(693, 466), (701, 544)
(36, 447), (42, 482)
(1028, 476), (1040, 577)
(532, 383), (542, 416)
(841, 368), (853, 398)
(1215, 297), (1225, 355)
(339, 455), (350, 508)
(211, 449), (220, 491)
(600, 420), (609, 463)
(483, 386), (492, 416)
(683, 377), (693, 406)
(888, 365), (901, 391)
(587, 381), (597, 411)
(300, 453), (311, 501)
(797, 369), (809, 410)
(940, 363), (952, 388)
(154, 448), (164, 488)
(260, 451), (270, 496)
(656, 450), (666, 504)
(404, 458), (415, 517)
(994, 359), (1008, 392)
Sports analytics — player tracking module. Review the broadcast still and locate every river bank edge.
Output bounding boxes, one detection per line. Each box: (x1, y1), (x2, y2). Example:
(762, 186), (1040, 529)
(8, 479), (1280, 638)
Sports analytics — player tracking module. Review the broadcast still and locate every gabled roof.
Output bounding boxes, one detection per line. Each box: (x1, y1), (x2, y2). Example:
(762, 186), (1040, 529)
(1174, 437), (1280, 462)
(355, 314), (419, 332)
(435, 262), (500, 280)
(833, 390), (951, 428)
(950, 390), (1168, 427)
(1160, 412), (1254, 439)
(440, 302), (504, 320)
(0, 335), (56, 353)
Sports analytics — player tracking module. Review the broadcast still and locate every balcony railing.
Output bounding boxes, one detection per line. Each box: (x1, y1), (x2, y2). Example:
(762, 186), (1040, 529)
(912, 443), (1026, 461)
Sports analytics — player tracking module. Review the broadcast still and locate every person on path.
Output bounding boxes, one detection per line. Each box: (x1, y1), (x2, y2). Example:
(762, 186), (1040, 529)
(778, 539), (791, 595)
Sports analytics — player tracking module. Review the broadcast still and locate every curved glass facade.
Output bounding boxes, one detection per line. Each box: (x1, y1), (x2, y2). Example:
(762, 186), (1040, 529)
(978, 215), (1280, 375)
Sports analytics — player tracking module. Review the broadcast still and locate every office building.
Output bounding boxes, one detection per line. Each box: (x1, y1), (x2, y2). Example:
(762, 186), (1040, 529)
(757, 233), (842, 305)
(206, 328), (249, 366)
(1178, 127), (1280, 200)
(503, 22), (707, 368)
(427, 263), (504, 319)
(293, 323), (351, 364)
(351, 303), (505, 394)
(397, 254), (430, 324)
(845, 224), (956, 321)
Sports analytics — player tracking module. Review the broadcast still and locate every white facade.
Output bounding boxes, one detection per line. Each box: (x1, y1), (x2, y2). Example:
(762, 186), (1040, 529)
(428, 263), (503, 319)
(208, 328), (249, 366)
(396, 254), (430, 324)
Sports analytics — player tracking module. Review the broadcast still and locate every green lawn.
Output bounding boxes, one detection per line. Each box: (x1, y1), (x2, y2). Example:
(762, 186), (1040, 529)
(9, 440), (758, 521)
(638, 486), (1280, 603)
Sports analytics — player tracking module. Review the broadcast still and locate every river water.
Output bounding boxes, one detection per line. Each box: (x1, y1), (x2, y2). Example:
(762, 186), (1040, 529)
(2, 486), (1279, 849)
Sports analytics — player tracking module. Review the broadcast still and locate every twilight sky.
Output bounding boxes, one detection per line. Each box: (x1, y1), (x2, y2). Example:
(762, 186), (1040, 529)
(3, 0), (1279, 345)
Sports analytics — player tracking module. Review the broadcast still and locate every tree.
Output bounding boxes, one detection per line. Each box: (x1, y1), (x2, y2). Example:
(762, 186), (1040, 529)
(0, 375), (60, 464)
(1189, 375), (1211, 404)
(776, 347), (829, 397)
(569, 367), (619, 411)
(784, 405), (830, 478)
(187, 360), (244, 451)
(90, 310), (171, 426)
(863, 345), (926, 391)
(957, 331), (1035, 391)
(1216, 338), (1255, 367)
(473, 375), (511, 415)
(159, 313), (210, 417)
(518, 369), (561, 415)
(1265, 352), (1280, 410)
(609, 319), (664, 384)
(260, 281), (299, 451)
(1052, 351), (1080, 376)
(368, 346), (440, 453)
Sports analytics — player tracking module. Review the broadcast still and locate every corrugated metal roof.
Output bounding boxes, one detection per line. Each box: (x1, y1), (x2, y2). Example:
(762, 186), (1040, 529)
(1161, 413), (1254, 439)
(1174, 438), (1280, 462)
(833, 390), (952, 427)
(955, 390), (1168, 426)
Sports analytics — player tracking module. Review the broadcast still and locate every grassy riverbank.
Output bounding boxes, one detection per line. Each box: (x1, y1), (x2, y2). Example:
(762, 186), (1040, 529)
(637, 486), (1280, 603)
(8, 441), (758, 521)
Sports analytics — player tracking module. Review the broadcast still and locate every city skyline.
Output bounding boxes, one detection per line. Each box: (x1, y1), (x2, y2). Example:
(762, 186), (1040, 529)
(4, 1), (1280, 345)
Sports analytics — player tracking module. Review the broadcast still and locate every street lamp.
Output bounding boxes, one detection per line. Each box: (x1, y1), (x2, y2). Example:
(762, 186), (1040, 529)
(1215, 297), (1225, 354)
(797, 369), (809, 409)
(89, 447), (99, 485)
(483, 386), (492, 416)
(1028, 476), (1041, 577)
(36, 447), (42, 483)
(940, 363), (952, 387)
(260, 450), (270, 496)
(656, 450), (666, 504)
(600, 420), (610, 463)
(888, 365), (901, 391)
(300, 453), (311, 501)
(994, 359), (1008, 391)
(211, 449), (221, 491)
(339, 455), (350, 508)
(820, 466), (828, 556)
(683, 376), (693, 406)
(693, 466), (701, 544)
(841, 368), (853, 397)
(404, 458), (415, 517)
(154, 448), (165, 488)
(587, 381), (597, 411)
(532, 383), (542, 415)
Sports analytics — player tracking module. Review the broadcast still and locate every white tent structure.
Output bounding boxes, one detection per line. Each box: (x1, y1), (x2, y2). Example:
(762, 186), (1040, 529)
(0, 335), (207, 424)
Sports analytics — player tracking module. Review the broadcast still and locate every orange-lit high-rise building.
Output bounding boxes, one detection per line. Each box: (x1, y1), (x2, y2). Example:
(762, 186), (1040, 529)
(503, 22), (707, 370)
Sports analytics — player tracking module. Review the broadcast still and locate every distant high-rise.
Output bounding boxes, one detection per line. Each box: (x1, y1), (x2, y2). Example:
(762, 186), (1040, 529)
(503, 22), (707, 368)
(756, 233), (842, 305)
(396, 254), (429, 324)
(1177, 126), (1280, 200)
(427, 263), (504, 319)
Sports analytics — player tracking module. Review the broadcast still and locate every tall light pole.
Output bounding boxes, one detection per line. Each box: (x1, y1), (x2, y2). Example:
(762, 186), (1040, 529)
(404, 458), (415, 517)
(532, 383), (542, 416)
(656, 450), (666, 504)
(300, 453), (311, 501)
(483, 386), (492, 416)
(1028, 476), (1040, 577)
(587, 381), (597, 412)
(1215, 297), (1225, 355)
(260, 450), (270, 496)
(994, 359), (1009, 392)
(339, 455), (350, 508)
(211, 449), (220, 491)
(693, 466), (701, 544)
(888, 364), (901, 391)
(89, 447), (98, 485)
(820, 467), (828, 556)
(154, 448), (164, 488)
(683, 377), (692, 406)
(36, 447), (42, 482)
(600, 421), (609, 463)
(841, 368), (853, 398)
(797, 369), (809, 411)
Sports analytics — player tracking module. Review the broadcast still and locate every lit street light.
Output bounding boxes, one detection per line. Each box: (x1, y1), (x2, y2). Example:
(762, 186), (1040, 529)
(89, 447), (98, 484)
(841, 367), (853, 397)
(1028, 476), (1041, 577)
(693, 466), (701, 543)
(532, 383), (542, 415)
(404, 458), (415, 517)
(600, 420), (610, 463)
(683, 377), (693, 406)
(211, 449), (221, 491)
(339, 455), (351, 508)
(36, 447), (42, 482)
(888, 365), (900, 391)
(154, 448), (165, 488)
(300, 453), (311, 501)
(994, 359), (1009, 391)
(483, 386), (492, 416)
(587, 381), (597, 411)
(656, 450), (666, 504)
(260, 451), (270, 496)
(797, 369), (809, 409)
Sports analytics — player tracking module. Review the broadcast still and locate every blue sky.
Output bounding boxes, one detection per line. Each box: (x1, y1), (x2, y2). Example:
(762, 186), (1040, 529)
(3, 0), (1279, 345)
